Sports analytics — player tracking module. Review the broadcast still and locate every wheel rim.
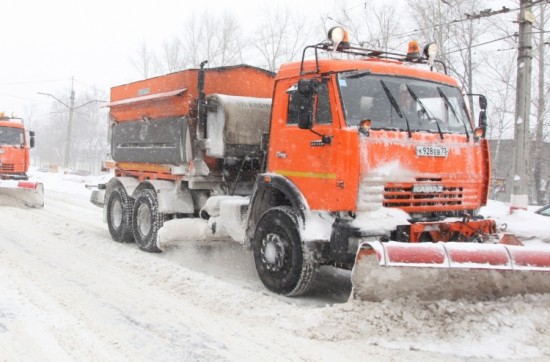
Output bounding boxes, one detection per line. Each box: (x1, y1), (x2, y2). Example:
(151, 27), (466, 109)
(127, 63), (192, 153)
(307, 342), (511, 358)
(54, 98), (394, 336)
(111, 198), (123, 229)
(260, 233), (287, 272)
(136, 203), (152, 237)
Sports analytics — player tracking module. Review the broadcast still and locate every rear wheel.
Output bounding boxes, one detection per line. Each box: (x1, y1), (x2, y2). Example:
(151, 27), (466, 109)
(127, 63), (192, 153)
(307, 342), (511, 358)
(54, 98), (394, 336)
(106, 185), (134, 243)
(252, 206), (318, 296)
(132, 189), (164, 252)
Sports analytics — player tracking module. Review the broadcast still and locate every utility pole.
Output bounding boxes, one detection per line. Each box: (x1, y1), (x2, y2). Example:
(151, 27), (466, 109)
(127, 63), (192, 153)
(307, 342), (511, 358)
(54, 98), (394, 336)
(64, 77), (76, 170)
(534, 3), (546, 205)
(38, 77), (105, 171)
(510, 0), (534, 213)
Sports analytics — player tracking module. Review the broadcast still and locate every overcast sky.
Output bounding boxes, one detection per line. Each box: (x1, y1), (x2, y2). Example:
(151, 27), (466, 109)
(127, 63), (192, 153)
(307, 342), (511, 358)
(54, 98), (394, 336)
(0, 0), (342, 118)
(0, 0), (515, 120)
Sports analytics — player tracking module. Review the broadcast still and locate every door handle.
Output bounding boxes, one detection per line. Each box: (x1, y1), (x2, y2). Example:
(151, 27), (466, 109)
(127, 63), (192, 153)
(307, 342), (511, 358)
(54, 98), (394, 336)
(275, 151), (287, 159)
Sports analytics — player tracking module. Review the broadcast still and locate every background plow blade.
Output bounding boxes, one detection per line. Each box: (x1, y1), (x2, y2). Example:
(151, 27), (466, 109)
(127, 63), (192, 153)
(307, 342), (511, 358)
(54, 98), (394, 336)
(351, 241), (550, 301)
(0, 181), (44, 208)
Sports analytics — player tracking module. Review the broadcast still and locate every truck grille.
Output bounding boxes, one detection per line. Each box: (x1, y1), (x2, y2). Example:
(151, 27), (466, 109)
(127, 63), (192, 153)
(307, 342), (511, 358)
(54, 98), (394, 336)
(383, 184), (463, 209)
(0, 163), (15, 172)
(356, 176), (478, 213)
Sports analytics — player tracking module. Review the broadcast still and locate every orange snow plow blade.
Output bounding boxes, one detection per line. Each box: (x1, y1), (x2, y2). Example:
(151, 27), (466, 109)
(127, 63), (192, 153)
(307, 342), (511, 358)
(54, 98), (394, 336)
(0, 180), (44, 208)
(351, 241), (550, 301)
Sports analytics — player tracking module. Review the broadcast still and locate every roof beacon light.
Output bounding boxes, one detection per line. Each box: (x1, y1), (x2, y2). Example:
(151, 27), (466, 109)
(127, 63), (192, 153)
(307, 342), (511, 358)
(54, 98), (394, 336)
(327, 26), (350, 50)
(406, 41), (421, 61)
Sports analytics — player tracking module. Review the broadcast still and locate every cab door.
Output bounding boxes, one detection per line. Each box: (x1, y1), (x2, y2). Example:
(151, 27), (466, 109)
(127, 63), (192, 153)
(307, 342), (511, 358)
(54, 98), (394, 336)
(267, 77), (343, 210)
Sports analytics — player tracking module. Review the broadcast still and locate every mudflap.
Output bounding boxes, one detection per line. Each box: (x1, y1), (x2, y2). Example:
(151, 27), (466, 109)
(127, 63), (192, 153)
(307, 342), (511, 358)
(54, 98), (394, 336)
(0, 181), (44, 208)
(351, 241), (550, 301)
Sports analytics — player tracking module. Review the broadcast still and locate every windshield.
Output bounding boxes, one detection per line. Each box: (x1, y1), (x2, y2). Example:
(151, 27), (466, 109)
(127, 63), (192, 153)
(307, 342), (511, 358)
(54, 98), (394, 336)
(338, 72), (473, 135)
(0, 126), (24, 145)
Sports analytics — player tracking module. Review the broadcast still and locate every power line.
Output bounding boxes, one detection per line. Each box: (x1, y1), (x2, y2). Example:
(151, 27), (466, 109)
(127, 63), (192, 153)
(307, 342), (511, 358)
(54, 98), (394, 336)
(472, 47), (517, 56)
(465, 7), (512, 20)
(443, 30), (550, 56)
(0, 92), (35, 101)
(443, 34), (518, 55)
(371, 1), (547, 47)
(0, 78), (70, 86)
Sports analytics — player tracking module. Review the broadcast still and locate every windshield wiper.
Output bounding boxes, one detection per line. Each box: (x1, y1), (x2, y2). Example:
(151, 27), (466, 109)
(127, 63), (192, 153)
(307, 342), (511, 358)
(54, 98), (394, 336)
(406, 85), (444, 140)
(380, 80), (411, 138)
(345, 70), (372, 79)
(437, 87), (470, 141)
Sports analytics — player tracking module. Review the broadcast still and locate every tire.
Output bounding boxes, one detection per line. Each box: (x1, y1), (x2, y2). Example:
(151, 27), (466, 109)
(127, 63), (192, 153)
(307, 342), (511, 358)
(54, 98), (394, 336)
(106, 185), (134, 243)
(132, 189), (164, 253)
(252, 206), (319, 296)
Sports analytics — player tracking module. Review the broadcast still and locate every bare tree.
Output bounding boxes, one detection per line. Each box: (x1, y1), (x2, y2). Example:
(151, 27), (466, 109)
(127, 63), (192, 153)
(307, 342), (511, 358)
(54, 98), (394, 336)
(483, 51), (517, 183)
(131, 11), (245, 74)
(129, 41), (158, 79)
(216, 11), (244, 66)
(407, 0), (455, 64)
(250, 4), (314, 72)
(177, 11), (244, 68)
(407, 0), (488, 109)
(34, 87), (108, 174)
(179, 14), (203, 68)
(160, 36), (184, 74)
(329, 1), (404, 52)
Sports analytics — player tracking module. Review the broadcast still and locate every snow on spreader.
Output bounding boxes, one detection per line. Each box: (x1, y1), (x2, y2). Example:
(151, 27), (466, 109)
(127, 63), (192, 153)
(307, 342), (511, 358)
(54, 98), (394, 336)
(0, 179), (44, 208)
(351, 240), (550, 301)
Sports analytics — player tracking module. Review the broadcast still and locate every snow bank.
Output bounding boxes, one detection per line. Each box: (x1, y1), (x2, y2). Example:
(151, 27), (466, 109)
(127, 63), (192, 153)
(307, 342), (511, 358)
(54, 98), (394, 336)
(482, 200), (550, 244)
(300, 294), (550, 359)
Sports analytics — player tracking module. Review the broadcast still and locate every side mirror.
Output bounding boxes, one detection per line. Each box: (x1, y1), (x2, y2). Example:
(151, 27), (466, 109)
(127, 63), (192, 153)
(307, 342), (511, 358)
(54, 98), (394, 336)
(297, 79), (319, 130)
(478, 110), (487, 138)
(479, 95), (487, 110)
(29, 131), (35, 148)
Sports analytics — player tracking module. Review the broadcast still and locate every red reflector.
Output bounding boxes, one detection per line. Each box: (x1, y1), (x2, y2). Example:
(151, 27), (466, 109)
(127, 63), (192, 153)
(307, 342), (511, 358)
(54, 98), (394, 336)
(17, 181), (37, 189)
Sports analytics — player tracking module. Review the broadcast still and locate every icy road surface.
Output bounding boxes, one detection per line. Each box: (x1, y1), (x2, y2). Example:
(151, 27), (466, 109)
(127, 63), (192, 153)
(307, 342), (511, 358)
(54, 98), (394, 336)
(0, 172), (549, 361)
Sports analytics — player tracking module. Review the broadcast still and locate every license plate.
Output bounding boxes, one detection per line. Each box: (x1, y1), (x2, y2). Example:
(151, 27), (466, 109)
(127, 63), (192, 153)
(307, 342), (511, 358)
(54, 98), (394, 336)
(416, 145), (448, 157)
(413, 184), (444, 193)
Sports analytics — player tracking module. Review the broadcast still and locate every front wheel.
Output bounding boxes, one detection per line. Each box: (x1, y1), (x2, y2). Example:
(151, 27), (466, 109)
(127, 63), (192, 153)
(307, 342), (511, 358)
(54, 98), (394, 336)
(252, 206), (318, 296)
(132, 189), (164, 252)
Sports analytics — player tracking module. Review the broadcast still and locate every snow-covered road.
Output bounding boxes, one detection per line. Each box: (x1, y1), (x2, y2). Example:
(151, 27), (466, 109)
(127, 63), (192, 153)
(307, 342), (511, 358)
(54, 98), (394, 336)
(1, 174), (549, 361)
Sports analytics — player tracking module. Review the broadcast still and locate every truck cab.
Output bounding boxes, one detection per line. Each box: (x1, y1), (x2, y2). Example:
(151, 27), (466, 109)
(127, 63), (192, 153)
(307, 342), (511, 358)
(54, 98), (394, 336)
(246, 38), (493, 283)
(0, 113), (43, 208)
(267, 58), (489, 214)
(0, 114), (35, 180)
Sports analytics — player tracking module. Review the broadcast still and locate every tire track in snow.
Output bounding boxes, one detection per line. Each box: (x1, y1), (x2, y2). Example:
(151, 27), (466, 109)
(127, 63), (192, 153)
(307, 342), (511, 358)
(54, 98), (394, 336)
(4, 185), (547, 360)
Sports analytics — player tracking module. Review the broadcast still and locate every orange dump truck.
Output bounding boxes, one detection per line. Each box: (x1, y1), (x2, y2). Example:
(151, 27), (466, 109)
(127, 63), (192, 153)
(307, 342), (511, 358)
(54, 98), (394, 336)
(92, 28), (550, 300)
(0, 113), (43, 207)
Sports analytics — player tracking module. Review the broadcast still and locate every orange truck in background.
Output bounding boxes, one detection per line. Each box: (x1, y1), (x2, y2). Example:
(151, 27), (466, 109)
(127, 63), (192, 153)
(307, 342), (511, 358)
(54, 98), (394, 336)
(0, 113), (43, 207)
(91, 28), (550, 300)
